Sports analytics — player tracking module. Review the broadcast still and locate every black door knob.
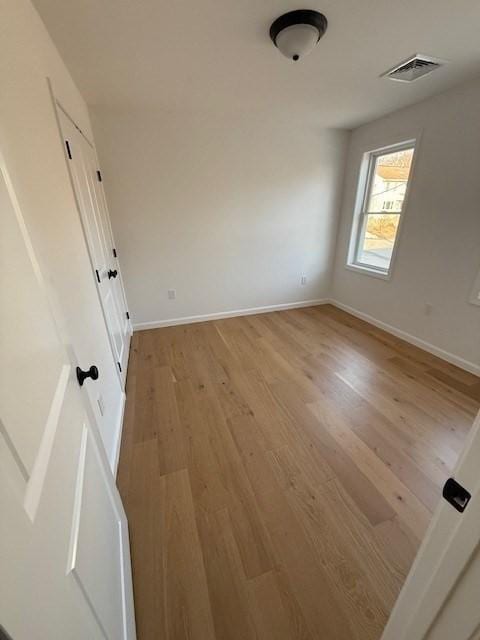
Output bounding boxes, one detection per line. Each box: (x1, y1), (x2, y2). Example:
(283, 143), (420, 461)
(76, 365), (99, 387)
(108, 269), (118, 279)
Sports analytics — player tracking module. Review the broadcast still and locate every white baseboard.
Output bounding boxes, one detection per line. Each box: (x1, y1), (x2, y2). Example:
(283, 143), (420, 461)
(132, 298), (329, 331)
(111, 391), (126, 477)
(329, 299), (480, 377)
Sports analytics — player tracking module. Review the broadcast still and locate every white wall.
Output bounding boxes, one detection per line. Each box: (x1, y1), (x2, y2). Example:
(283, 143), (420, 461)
(92, 110), (348, 326)
(331, 78), (480, 371)
(1, 0), (123, 462)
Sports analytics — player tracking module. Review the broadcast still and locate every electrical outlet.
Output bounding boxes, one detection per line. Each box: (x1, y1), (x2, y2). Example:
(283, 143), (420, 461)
(168, 289), (176, 300)
(301, 275), (307, 285)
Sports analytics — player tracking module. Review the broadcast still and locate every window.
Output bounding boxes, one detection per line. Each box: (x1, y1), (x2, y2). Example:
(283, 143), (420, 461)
(348, 142), (415, 276)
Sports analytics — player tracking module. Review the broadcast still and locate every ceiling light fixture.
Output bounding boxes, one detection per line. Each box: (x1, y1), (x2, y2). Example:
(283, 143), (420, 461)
(270, 9), (328, 62)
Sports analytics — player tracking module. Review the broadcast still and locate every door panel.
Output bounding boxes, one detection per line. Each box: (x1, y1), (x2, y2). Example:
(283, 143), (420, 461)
(426, 544), (480, 639)
(0, 173), (66, 476)
(104, 287), (126, 366)
(0, 162), (68, 503)
(91, 155), (132, 337)
(0, 156), (136, 639)
(69, 425), (126, 640)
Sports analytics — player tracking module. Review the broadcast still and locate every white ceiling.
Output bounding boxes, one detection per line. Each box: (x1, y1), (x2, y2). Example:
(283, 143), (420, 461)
(33, 0), (480, 128)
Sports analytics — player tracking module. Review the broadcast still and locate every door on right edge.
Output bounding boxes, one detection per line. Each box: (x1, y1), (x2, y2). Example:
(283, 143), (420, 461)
(382, 408), (480, 640)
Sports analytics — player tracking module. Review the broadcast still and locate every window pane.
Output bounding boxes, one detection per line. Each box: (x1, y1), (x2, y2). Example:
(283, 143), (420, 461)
(357, 213), (400, 271)
(367, 148), (414, 213)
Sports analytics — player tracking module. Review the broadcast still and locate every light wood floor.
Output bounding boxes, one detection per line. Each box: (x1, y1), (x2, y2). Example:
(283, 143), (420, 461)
(117, 304), (480, 640)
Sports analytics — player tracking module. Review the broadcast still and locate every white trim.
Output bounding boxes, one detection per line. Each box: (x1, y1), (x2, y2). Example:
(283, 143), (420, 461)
(119, 517), (137, 640)
(330, 299), (480, 376)
(132, 299), (329, 331)
(345, 263), (391, 280)
(111, 391), (126, 477)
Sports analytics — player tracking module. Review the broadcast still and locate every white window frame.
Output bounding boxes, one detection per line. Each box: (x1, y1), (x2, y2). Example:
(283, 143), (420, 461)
(347, 139), (417, 279)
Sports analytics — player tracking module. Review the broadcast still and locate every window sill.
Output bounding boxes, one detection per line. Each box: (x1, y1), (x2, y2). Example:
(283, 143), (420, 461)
(345, 263), (392, 280)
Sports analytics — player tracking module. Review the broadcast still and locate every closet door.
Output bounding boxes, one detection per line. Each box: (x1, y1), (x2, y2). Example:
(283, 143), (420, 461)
(58, 109), (131, 387)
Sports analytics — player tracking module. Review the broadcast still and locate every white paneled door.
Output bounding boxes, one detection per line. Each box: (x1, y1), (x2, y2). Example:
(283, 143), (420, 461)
(58, 108), (131, 388)
(0, 159), (136, 638)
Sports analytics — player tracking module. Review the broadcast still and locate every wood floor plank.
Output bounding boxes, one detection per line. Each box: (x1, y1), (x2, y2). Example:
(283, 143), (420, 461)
(160, 469), (216, 639)
(125, 443), (215, 640)
(225, 367), (292, 450)
(198, 389), (274, 579)
(176, 367), (274, 579)
(373, 516), (419, 586)
(125, 440), (166, 639)
(174, 377), (230, 513)
(320, 479), (406, 611)
(118, 304), (478, 640)
(341, 366), (466, 453)
(346, 410), (440, 511)
(255, 485), (356, 640)
(267, 444), (312, 491)
(340, 399), (453, 492)
(227, 412), (282, 497)
(308, 400), (432, 540)
(157, 325), (196, 382)
(387, 355), (479, 418)
(317, 305), (475, 384)
(269, 380), (396, 525)
(154, 366), (188, 475)
(194, 506), (257, 640)
(427, 368), (480, 402)
(284, 473), (389, 639)
(334, 368), (460, 472)
(248, 569), (313, 640)
(133, 364), (158, 443)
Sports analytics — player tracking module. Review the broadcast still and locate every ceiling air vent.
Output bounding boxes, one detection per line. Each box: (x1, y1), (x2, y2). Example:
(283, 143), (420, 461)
(382, 54), (446, 82)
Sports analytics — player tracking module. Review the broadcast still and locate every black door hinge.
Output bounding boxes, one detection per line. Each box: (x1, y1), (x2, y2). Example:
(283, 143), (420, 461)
(117, 362), (122, 373)
(65, 140), (72, 159)
(96, 169), (102, 182)
(126, 311), (130, 320)
(95, 269), (101, 283)
(112, 248), (117, 258)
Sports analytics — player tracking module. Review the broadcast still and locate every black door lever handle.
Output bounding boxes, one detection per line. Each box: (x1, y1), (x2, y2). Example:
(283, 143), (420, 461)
(108, 269), (118, 279)
(443, 477), (471, 513)
(76, 365), (99, 387)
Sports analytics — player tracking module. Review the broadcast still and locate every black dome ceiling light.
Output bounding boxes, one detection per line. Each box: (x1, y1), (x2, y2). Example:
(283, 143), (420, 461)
(270, 10), (328, 61)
